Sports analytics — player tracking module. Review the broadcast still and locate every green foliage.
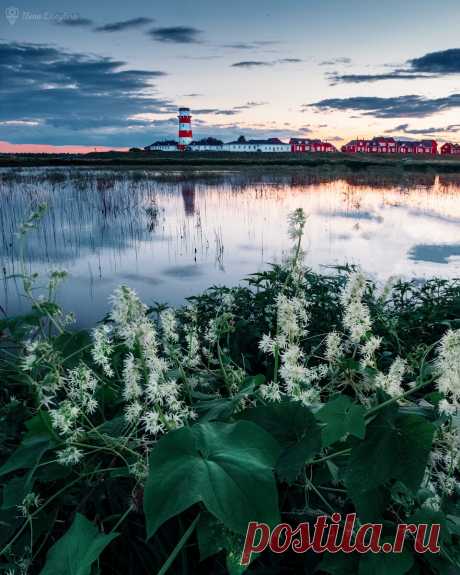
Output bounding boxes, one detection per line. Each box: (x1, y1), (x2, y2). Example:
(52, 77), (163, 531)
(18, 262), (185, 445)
(144, 421), (281, 537)
(39, 513), (118, 575)
(345, 410), (435, 495)
(358, 547), (414, 575)
(1, 248), (459, 574)
(240, 401), (322, 482)
(317, 396), (366, 447)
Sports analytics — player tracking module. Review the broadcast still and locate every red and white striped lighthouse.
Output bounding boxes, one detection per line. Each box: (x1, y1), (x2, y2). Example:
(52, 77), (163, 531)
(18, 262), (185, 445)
(178, 107), (192, 150)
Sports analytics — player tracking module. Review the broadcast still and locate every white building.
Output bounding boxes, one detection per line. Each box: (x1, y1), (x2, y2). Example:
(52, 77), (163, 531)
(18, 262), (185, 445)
(189, 137), (223, 152)
(223, 136), (290, 153)
(145, 140), (178, 152)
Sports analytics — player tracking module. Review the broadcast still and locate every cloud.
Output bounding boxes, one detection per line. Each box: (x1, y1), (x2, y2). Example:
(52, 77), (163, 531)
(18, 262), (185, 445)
(327, 71), (433, 84)
(307, 94), (460, 118)
(55, 17), (93, 27)
(233, 101), (268, 110)
(95, 17), (154, 32)
(148, 26), (203, 44)
(385, 123), (460, 135)
(231, 60), (273, 68)
(329, 48), (460, 84)
(0, 41), (173, 147)
(277, 58), (302, 64)
(409, 48), (460, 74)
(221, 41), (280, 50)
(319, 57), (351, 66)
(231, 58), (302, 68)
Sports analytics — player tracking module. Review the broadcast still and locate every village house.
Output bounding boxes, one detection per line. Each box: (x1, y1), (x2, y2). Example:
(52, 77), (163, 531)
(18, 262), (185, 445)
(441, 142), (460, 155)
(144, 140), (178, 152)
(189, 137), (223, 151)
(290, 138), (337, 152)
(222, 136), (291, 153)
(342, 137), (437, 155)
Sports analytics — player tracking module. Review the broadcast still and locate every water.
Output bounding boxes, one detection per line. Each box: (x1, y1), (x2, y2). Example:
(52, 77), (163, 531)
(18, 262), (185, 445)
(1, 167), (460, 327)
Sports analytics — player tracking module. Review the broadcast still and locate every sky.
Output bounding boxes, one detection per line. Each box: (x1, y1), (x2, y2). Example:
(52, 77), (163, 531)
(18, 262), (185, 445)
(1, 0), (460, 152)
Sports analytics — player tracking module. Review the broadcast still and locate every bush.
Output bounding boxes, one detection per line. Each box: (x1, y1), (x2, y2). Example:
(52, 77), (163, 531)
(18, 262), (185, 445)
(0, 209), (459, 574)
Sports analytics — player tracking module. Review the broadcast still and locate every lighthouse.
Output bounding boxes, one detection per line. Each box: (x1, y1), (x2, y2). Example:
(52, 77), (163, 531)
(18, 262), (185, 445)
(178, 107), (192, 151)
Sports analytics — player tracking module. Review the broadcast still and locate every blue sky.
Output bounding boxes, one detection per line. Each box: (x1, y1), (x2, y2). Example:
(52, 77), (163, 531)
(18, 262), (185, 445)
(1, 0), (460, 150)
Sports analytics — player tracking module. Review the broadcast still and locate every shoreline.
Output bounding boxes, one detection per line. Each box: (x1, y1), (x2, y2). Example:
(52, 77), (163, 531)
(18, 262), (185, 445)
(2, 151), (460, 172)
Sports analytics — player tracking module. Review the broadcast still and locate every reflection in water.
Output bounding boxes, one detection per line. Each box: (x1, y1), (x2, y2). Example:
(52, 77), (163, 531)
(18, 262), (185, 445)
(1, 168), (460, 327)
(181, 183), (196, 217)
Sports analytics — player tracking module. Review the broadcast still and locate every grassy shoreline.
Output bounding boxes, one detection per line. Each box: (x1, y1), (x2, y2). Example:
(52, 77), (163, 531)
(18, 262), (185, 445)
(2, 150), (460, 172)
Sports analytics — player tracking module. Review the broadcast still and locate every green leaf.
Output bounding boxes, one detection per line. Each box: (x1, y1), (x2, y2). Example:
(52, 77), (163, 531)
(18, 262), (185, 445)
(0, 413), (57, 477)
(194, 378), (260, 422)
(318, 552), (360, 574)
(1, 472), (34, 509)
(317, 396), (366, 447)
(197, 513), (226, 561)
(197, 513), (253, 574)
(239, 401), (322, 483)
(39, 513), (118, 575)
(346, 412), (434, 496)
(350, 487), (388, 523)
(358, 546), (413, 575)
(144, 421), (280, 538)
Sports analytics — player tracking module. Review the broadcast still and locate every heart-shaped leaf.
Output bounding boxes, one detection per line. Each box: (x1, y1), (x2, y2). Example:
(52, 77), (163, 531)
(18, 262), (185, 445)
(144, 420), (280, 538)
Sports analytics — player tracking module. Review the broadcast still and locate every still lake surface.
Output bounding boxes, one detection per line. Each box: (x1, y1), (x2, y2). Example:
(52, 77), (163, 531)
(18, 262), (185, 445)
(1, 167), (460, 327)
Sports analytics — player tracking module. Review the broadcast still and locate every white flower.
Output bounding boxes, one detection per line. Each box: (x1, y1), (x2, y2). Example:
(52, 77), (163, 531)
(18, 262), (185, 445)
(109, 286), (148, 345)
(66, 364), (99, 415)
(50, 401), (80, 436)
(259, 334), (276, 355)
(375, 357), (406, 397)
(276, 294), (309, 343)
(343, 300), (371, 344)
(438, 399), (457, 416)
(360, 336), (382, 369)
(260, 381), (282, 402)
(184, 327), (200, 368)
(341, 270), (367, 307)
(57, 446), (83, 466)
(122, 354), (143, 401)
(22, 341), (39, 371)
(137, 319), (160, 366)
(220, 292), (234, 310)
(378, 276), (397, 302)
(287, 208), (307, 240)
(436, 329), (460, 411)
(160, 308), (179, 358)
(125, 401), (143, 423)
(205, 318), (219, 344)
(21, 341), (54, 372)
(141, 410), (165, 435)
(340, 272), (371, 345)
(17, 492), (42, 517)
(129, 460), (148, 482)
(325, 331), (343, 364)
(91, 324), (114, 377)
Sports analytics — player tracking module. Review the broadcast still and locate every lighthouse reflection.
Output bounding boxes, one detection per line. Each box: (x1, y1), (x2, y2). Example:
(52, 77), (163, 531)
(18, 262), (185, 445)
(181, 183), (196, 216)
